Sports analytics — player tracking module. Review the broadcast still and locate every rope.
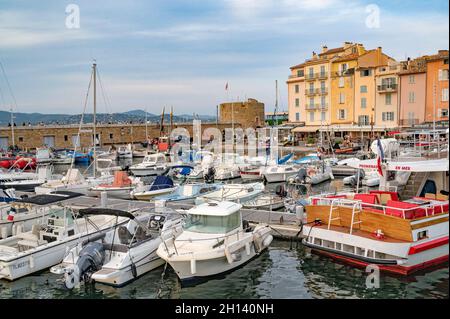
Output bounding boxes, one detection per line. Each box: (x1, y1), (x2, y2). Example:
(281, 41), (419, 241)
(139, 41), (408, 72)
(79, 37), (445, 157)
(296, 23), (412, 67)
(156, 261), (169, 299)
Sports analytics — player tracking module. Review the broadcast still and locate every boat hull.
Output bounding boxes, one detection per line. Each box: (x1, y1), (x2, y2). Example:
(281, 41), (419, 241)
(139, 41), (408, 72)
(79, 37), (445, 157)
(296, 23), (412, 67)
(130, 167), (167, 177)
(91, 187), (133, 200)
(132, 187), (176, 201)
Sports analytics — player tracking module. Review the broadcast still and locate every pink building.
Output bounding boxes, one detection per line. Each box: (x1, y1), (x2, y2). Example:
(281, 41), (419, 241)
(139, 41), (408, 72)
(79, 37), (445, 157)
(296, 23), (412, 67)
(399, 58), (427, 126)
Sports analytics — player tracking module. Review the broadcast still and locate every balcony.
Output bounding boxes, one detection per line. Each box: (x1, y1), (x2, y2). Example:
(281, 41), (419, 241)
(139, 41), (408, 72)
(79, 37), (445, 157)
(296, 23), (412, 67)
(318, 72), (328, 79)
(305, 89), (316, 96)
(319, 103), (328, 110)
(305, 73), (318, 81)
(377, 84), (398, 93)
(305, 104), (318, 110)
(318, 88), (328, 95)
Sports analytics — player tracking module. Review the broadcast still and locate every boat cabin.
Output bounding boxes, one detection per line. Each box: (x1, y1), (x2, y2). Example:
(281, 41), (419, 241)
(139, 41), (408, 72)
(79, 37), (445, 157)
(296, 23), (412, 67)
(184, 202), (243, 235)
(143, 153), (167, 165)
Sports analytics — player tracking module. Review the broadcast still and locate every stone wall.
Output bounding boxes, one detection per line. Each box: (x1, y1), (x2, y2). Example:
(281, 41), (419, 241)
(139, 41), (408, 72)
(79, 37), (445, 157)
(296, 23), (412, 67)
(0, 122), (241, 151)
(219, 98), (265, 129)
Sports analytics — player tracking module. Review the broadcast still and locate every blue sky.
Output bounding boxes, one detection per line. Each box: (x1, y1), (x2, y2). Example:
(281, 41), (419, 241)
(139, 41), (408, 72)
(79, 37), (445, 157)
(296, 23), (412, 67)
(0, 0), (448, 115)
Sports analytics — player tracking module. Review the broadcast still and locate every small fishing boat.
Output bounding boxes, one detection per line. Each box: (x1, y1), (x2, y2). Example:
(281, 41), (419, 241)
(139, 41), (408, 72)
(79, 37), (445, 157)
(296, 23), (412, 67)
(0, 191), (82, 239)
(157, 201), (273, 282)
(243, 193), (285, 210)
(35, 168), (113, 196)
(195, 182), (264, 205)
(52, 151), (73, 165)
(1, 165), (63, 192)
(261, 164), (299, 183)
(90, 171), (142, 200)
(117, 145), (133, 159)
(50, 206), (184, 288)
(0, 203), (127, 281)
(154, 183), (222, 204)
(129, 153), (167, 177)
(131, 176), (177, 200)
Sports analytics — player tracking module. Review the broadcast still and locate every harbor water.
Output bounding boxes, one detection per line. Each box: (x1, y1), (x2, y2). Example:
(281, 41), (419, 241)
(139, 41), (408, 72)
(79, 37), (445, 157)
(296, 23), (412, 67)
(0, 159), (448, 299)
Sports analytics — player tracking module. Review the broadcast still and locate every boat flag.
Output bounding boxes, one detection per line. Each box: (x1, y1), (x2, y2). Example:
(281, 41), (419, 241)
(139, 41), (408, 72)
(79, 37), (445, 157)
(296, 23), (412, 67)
(7, 209), (15, 221)
(376, 138), (384, 176)
(225, 82), (229, 91)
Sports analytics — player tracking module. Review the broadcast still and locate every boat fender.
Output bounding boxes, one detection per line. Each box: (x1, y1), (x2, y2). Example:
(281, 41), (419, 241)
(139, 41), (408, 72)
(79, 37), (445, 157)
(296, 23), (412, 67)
(0, 226), (7, 239)
(231, 252), (242, 262)
(253, 233), (263, 253)
(225, 248), (233, 264)
(245, 242), (251, 256)
(262, 235), (273, 248)
(190, 259), (197, 274)
(64, 266), (80, 289)
(15, 223), (23, 235)
(131, 263), (137, 278)
(29, 255), (35, 269)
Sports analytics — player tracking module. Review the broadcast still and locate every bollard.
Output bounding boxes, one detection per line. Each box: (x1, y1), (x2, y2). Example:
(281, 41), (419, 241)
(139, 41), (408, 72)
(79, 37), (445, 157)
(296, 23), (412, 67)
(100, 191), (108, 208)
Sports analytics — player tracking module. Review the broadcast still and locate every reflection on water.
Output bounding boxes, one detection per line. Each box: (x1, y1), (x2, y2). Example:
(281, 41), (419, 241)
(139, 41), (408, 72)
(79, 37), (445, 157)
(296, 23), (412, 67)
(0, 241), (447, 299)
(5, 160), (446, 299)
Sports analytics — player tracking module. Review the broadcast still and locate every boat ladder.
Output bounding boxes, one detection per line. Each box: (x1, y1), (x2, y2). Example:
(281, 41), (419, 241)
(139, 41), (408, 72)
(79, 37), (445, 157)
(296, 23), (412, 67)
(327, 199), (341, 230)
(349, 202), (363, 234)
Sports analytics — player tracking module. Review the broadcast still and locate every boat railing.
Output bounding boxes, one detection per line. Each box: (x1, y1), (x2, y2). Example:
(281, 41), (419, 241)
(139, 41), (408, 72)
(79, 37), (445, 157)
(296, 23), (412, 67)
(310, 195), (448, 220)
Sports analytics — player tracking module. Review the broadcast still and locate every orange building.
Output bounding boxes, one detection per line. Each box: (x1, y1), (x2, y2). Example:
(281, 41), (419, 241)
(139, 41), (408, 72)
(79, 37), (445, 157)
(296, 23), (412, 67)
(425, 50), (449, 124)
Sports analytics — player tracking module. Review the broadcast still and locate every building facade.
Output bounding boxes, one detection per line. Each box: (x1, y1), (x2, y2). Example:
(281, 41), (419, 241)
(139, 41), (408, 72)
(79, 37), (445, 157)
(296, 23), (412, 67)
(219, 98), (265, 129)
(425, 51), (449, 124)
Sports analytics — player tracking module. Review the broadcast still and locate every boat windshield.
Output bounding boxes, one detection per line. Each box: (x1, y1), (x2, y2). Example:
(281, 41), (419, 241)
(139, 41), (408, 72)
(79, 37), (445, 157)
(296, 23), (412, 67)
(184, 212), (241, 234)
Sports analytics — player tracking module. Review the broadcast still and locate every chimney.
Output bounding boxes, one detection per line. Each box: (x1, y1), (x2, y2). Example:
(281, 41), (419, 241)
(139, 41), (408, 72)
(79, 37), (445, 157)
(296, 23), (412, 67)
(322, 45), (328, 53)
(376, 47), (382, 65)
(343, 42), (353, 49)
(312, 51), (318, 59)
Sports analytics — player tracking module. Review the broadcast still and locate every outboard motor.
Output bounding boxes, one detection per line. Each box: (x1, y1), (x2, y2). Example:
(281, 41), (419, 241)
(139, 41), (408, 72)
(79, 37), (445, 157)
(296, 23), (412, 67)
(64, 242), (105, 289)
(349, 169), (365, 187)
(275, 185), (287, 198)
(204, 167), (216, 184)
(295, 168), (308, 184)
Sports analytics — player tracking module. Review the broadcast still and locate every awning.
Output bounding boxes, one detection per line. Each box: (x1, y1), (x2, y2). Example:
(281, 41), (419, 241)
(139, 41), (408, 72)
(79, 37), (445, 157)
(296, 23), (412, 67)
(348, 158), (449, 172)
(292, 126), (322, 133)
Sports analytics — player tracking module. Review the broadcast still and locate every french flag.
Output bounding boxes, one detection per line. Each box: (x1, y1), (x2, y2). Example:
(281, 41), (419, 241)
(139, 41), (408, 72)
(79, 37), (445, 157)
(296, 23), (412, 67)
(376, 138), (384, 176)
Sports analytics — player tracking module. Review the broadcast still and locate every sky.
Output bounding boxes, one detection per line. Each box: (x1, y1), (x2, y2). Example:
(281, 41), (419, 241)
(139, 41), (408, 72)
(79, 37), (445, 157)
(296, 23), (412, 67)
(0, 0), (448, 115)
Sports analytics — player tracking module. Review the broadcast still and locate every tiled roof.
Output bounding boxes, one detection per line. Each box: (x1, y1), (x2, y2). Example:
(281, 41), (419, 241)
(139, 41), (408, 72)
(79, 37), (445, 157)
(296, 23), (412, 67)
(319, 47), (344, 56)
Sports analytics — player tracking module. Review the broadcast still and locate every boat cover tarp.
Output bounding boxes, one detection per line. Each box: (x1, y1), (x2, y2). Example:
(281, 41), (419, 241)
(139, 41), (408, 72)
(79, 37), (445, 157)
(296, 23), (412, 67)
(278, 153), (293, 165)
(15, 191), (83, 206)
(78, 207), (135, 219)
(150, 176), (174, 191)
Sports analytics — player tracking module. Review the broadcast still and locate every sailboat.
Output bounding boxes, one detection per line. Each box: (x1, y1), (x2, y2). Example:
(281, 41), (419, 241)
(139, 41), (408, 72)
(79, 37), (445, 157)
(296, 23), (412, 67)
(35, 62), (114, 195)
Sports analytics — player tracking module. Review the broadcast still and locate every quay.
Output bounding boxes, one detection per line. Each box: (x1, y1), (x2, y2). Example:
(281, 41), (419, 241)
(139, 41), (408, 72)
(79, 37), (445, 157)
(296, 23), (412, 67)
(45, 194), (302, 240)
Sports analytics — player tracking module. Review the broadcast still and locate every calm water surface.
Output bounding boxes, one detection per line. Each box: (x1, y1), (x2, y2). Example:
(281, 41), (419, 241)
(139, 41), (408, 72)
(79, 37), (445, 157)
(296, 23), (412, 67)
(1, 159), (447, 299)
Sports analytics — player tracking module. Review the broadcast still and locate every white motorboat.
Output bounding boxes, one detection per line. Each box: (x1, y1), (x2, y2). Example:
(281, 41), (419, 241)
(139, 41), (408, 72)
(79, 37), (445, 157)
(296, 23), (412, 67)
(157, 201), (273, 282)
(1, 165), (63, 192)
(131, 176), (177, 201)
(34, 168), (113, 196)
(211, 154), (248, 181)
(154, 183), (223, 204)
(129, 153), (168, 177)
(35, 148), (53, 165)
(0, 206), (128, 281)
(261, 164), (299, 183)
(51, 206), (184, 288)
(0, 169), (38, 185)
(90, 171), (143, 200)
(0, 191), (83, 239)
(243, 193), (285, 210)
(195, 182), (264, 205)
(117, 145), (133, 159)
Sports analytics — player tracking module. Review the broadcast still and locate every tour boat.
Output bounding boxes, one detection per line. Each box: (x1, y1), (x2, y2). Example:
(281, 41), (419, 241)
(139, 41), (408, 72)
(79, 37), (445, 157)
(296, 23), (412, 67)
(50, 206), (183, 288)
(129, 153), (168, 177)
(195, 182), (265, 205)
(301, 158), (449, 275)
(0, 191), (82, 239)
(90, 171), (143, 200)
(130, 176), (177, 200)
(0, 205), (128, 281)
(157, 201), (273, 282)
(154, 183), (223, 204)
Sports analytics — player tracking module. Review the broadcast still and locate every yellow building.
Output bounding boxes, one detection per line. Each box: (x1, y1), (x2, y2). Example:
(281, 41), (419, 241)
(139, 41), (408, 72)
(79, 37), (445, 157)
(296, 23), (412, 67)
(287, 63), (306, 124)
(330, 44), (366, 125)
(354, 48), (394, 127)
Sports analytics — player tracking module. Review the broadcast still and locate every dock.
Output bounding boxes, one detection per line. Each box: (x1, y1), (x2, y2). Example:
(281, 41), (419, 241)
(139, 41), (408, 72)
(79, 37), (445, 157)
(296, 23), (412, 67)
(53, 195), (303, 240)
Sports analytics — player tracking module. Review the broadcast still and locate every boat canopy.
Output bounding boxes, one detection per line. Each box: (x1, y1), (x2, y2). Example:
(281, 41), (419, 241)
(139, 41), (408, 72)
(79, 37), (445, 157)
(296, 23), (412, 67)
(150, 176), (174, 191)
(348, 158), (449, 172)
(15, 191), (84, 206)
(278, 153), (293, 165)
(188, 201), (242, 216)
(78, 208), (135, 219)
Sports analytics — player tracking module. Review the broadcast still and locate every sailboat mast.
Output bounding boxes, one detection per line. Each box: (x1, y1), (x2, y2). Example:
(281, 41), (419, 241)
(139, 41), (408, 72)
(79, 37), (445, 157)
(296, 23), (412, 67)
(10, 106), (15, 148)
(93, 62), (97, 178)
